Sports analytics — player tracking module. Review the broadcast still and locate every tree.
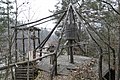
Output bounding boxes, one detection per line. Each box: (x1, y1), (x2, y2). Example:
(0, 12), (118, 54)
(0, 0), (15, 80)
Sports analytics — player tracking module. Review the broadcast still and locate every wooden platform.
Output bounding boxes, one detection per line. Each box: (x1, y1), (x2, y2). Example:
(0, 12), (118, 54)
(36, 55), (98, 75)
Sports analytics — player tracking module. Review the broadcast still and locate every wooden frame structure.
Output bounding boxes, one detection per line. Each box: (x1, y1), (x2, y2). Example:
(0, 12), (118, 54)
(0, 1), (116, 80)
(13, 26), (41, 62)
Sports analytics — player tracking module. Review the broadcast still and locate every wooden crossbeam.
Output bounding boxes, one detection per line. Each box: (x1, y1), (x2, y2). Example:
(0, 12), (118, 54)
(0, 53), (54, 70)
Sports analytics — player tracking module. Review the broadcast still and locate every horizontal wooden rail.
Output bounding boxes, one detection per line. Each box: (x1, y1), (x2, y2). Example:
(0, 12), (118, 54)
(0, 53), (54, 70)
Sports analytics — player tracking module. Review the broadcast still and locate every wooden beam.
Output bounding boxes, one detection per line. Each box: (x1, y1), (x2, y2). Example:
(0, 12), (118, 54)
(17, 37), (39, 39)
(0, 53), (54, 70)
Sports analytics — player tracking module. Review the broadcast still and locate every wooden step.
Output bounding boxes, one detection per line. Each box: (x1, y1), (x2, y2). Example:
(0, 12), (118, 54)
(16, 69), (34, 73)
(16, 66), (33, 69)
(16, 73), (34, 76)
(16, 76), (33, 79)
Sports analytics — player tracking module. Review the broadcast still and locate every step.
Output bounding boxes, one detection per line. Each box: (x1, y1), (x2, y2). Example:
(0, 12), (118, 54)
(16, 67), (34, 69)
(16, 68), (34, 71)
(16, 73), (34, 75)
(16, 77), (33, 79)
(16, 74), (34, 80)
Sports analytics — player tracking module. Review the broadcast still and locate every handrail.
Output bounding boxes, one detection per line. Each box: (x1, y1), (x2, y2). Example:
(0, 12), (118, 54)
(0, 53), (55, 70)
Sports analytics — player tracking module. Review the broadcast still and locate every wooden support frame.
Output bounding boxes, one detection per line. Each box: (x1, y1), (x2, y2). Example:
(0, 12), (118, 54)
(14, 27), (41, 61)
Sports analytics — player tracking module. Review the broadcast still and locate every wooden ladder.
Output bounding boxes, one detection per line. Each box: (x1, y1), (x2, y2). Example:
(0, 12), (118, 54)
(15, 65), (35, 80)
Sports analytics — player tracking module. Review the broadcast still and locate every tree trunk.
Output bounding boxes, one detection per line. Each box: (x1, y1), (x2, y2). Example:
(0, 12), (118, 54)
(116, 1), (120, 80)
(107, 26), (111, 80)
(98, 54), (103, 80)
(7, 1), (14, 79)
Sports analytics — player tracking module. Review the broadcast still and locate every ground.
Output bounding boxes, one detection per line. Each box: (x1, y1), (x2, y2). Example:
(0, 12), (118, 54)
(34, 55), (105, 80)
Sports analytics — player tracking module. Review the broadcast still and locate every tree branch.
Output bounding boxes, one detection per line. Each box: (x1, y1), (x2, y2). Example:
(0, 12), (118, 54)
(101, 0), (120, 15)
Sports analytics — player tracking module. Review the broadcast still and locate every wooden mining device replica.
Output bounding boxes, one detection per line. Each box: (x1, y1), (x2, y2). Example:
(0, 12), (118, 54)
(0, 1), (115, 80)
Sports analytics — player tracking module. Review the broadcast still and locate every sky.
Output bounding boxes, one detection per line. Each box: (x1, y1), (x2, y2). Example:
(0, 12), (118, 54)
(17, 0), (60, 29)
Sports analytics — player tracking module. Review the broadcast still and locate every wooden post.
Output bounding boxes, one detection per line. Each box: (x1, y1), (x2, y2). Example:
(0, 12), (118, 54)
(15, 29), (18, 62)
(22, 30), (25, 61)
(27, 29), (30, 80)
(38, 30), (42, 58)
(15, 29), (17, 80)
(50, 53), (57, 80)
(69, 40), (74, 63)
(54, 53), (57, 76)
(33, 29), (36, 59)
(15, 0), (18, 79)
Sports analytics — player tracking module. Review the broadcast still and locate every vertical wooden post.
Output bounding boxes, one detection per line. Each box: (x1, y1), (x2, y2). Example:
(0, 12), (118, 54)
(33, 29), (36, 59)
(15, 29), (18, 62)
(54, 53), (57, 76)
(69, 40), (74, 63)
(38, 30), (42, 58)
(50, 53), (57, 80)
(15, 0), (18, 79)
(14, 28), (17, 80)
(50, 54), (54, 80)
(27, 29), (30, 80)
(22, 30), (25, 61)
